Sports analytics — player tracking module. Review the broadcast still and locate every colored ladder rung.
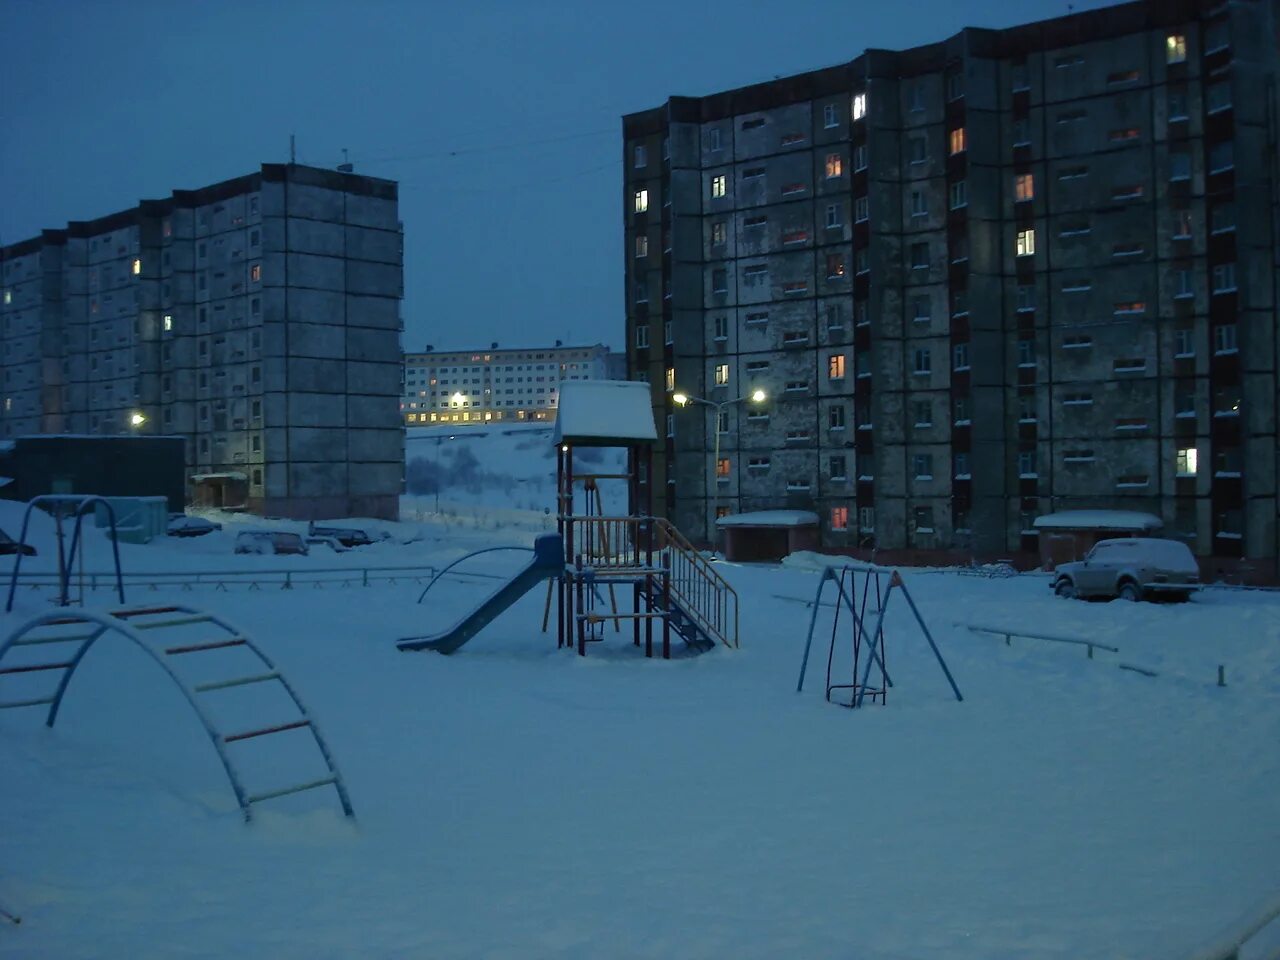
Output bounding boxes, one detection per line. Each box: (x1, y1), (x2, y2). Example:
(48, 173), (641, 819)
(111, 606), (182, 619)
(132, 615), (214, 630)
(224, 718), (310, 743)
(164, 638), (247, 656)
(245, 776), (337, 805)
(9, 632), (99, 646)
(0, 696), (57, 709)
(43, 616), (89, 626)
(0, 661), (72, 675)
(194, 671), (280, 693)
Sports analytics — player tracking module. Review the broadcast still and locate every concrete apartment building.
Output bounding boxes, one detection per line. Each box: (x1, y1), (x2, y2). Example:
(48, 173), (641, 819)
(623, 0), (1280, 576)
(0, 163), (405, 520)
(402, 343), (622, 425)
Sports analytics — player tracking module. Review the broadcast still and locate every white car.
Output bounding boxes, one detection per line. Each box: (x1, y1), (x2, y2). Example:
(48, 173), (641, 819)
(1052, 538), (1200, 602)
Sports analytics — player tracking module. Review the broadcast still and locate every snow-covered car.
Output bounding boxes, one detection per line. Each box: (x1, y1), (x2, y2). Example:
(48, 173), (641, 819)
(234, 530), (308, 556)
(167, 515), (222, 538)
(0, 527), (36, 556)
(306, 535), (350, 553)
(1052, 537), (1200, 602)
(307, 523), (380, 548)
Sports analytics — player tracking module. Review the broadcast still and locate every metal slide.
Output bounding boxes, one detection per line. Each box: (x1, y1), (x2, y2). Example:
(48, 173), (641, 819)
(397, 533), (563, 655)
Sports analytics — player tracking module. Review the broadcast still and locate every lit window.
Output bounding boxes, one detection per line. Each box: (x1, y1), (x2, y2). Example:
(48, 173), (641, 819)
(714, 363), (729, 386)
(1109, 128), (1140, 142)
(851, 93), (867, 120)
(831, 506), (849, 531)
(825, 153), (842, 178)
(1016, 229), (1036, 257)
(716, 457), (731, 478)
(665, 367), (675, 391)
(2, 290), (9, 304)
(634, 189), (648, 213)
(1177, 447), (1198, 477)
(131, 258), (141, 275)
(711, 222), (727, 245)
(826, 254), (846, 279)
(163, 314), (173, 332)
(1014, 174), (1034, 202)
(250, 264), (262, 282)
(828, 354), (845, 379)
(711, 175), (726, 199)
(1167, 34), (1187, 64)
(949, 127), (966, 155)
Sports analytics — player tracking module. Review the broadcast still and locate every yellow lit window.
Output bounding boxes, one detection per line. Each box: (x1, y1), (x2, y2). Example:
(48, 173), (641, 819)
(163, 314), (173, 332)
(131, 258), (141, 275)
(825, 153), (842, 178)
(634, 189), (648, 213)
(949, 127), (967, 155)
(1167, 34), (1187, 64)
(831, 506), (849, 530)
(711, 175), (726, 199)
(665, 367), (675, 391)
(716, 457), (731, 477)
(1177, 447), (1197, 476)
(828, 354), (846, 379)
(3, 290), (10, 304)
(1016, 229), (1036, 257)
(250, 264), (262, 282)
(1015, 173), (1034, 202)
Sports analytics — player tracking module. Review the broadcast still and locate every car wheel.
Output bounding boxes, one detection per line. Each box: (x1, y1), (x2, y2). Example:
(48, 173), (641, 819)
(1118, 581), (1142, 602)
(1054, 579), (1077, 599)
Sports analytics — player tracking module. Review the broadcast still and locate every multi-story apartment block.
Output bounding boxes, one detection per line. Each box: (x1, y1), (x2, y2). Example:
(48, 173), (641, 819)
(624, 0), (1280, 575)
(402, 343), (619, 425)
(0, 163), (405, 520)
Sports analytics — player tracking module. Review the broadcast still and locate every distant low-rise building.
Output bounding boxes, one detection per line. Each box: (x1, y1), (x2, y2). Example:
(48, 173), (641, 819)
(402, 343), (619, 425)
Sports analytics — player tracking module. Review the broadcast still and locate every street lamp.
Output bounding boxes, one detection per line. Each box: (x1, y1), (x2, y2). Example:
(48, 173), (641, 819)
(129, 412), (147, 434)
(673, 388), (767, 549)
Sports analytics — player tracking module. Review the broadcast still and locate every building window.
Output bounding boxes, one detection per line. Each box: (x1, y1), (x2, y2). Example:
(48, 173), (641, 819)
(635, 235), (648, 258)
(953, 342), (970, 371)
(635, 325), (649, 349)
(851, 92), (867, 121)
(946, 70), (965, 101)
(1170, 152), (1191, 181)
(711, 222), (727, 245)
(954, 453), (971, 479)
(853, 143), (868, 171)
(250, 264), (262, 282)
(953, 395), (970, 424)
(908, 189), (927, 218)
(711, 270), (727, 294)
(1210, 203), (1236, 235)
(911, 295), (931, 324)
(715, 457), (731, 479)
(913, 400), (932, 427)
(711, 175), (726, 199)
(131, 258), (142, 275)
(1017, 339), (1036, 367)
(1016, 229), (1035, 257)
(1174, 269), (1194, 299)
(1213, 323), (1238, 354)
(708, 128), (722, 152)
(828, 455), (847, 480)
(1211, 263), (1237, 294)
(1012, 118), (1030, 147)
(1209, 142), (1234, 174)
(1173, 210), (1193, 239)
(828, 405), (846, 430)
(854, 196), (869, 222)
(826, 254), (846, 279)
(665, 367), (675, 391)
(1177, 447), (1198, 477)
(825, 204), (841, 229)
(909, 136), (927, 165)
(163, 314), (173, 332)
(913, 348), (931, 376)
(949, 181), (967, 209)
(1109, 128), (1140, 142)
(949, 127), (966, 155)
(634, 144), (648, 168)
(1018, 451), (1037, 478)
(824, 153), (842, 179)
(634, 189), (648, 213)
(910, 242), (929, 270)
(1205, 20), (1230, 54)
(1207, 81), (1232, 115)
(828, 354), (845, 379)
(1016, 285), (1036, 312)
(913, 454), (933, 480)
(831, 506), (849, 531)
(1167, 33), (1187, 64)
(823, 103), (838, 128)
(716, 410), (730, 434)
(714, 363), (729, 386)
(1014, 174), (1034, 202)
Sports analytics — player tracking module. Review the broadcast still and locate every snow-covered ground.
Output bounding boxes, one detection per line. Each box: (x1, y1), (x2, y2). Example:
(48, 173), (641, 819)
(2, 437), (1279, 959)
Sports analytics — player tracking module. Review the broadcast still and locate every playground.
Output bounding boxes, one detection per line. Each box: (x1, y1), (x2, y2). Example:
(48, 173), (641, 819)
(2, 391), (1279, 957)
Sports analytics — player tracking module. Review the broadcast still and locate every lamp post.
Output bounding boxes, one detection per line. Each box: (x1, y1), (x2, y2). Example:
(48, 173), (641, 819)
(673, 388), (767, 549)
(128, 412), (147, 434)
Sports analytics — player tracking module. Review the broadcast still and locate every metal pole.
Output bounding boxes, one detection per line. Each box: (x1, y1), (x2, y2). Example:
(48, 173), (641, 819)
(711, 402), (721, 550)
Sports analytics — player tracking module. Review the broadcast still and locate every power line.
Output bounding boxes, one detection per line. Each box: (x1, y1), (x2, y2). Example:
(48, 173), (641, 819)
(357, 126), (616, 167)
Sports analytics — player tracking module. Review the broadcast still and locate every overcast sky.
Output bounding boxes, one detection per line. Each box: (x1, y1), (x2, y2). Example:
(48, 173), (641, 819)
(3, 0), (1114, 353)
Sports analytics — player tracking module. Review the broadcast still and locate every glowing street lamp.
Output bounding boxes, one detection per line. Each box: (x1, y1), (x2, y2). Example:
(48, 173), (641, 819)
(129, 412), (147, 433)
(672, 388), (769, 548)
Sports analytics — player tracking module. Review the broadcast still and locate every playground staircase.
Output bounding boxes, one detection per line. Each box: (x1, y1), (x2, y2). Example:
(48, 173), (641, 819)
(652, 518), (737, 651)
(0, 604), (354, 821)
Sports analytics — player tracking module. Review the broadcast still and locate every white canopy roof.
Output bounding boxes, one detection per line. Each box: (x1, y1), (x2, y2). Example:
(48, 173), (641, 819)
(553, 380), (657, 445)
(1032, 510), (1163, 532)
(716, 510), (819, 528)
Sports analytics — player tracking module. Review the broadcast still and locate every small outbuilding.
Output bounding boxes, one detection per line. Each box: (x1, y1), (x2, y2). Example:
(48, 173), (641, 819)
(1033, 510), (1164, 569)
(716, 510), (820, 562)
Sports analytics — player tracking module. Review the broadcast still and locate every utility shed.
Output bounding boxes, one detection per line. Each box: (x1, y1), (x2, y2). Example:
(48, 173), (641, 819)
(1033, 510), (1164, 569)
(716, 510), (820, 562)
(0, 435), (187, 513)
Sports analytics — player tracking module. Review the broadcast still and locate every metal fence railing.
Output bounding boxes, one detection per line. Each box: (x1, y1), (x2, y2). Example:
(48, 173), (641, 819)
(2, 564), (462, 595)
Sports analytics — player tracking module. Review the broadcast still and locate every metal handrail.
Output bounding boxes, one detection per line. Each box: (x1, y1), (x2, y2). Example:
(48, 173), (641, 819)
(654, 517), (739, 649)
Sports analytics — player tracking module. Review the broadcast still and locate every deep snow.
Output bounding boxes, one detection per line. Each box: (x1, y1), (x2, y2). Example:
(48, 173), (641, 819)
(1, 447), (1279, 959)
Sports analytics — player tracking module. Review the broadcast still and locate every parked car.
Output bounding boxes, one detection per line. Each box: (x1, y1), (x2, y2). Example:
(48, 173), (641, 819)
(0, 527), (36, 557)
(234, 530), (309, 556)
(1052, 538), (1200, 602)
(306, 535), (350, 553)
(307, 523), (378, 548)
(167, 515), (223, 538)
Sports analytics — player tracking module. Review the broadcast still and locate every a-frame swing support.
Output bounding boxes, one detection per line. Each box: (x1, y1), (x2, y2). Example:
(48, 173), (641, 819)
(796, 565), (963, 706)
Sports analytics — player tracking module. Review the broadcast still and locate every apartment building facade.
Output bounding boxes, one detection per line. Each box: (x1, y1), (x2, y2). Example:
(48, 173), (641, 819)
(0, 163), (405, 520)
(402, 343), (620, 425)
(624, 0), (1280, 575)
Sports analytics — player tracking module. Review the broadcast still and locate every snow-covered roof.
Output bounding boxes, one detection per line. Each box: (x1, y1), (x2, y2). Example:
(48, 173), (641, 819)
(191, 472), (248, 482)
(0, 476), (12, 487)
(553, 380), (657, 445)
(716, 510), (819, 528)
(1032, 510), (1163, 532)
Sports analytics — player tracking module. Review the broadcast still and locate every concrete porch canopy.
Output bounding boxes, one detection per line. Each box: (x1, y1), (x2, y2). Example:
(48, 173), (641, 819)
(1032, 510), (1163, 532)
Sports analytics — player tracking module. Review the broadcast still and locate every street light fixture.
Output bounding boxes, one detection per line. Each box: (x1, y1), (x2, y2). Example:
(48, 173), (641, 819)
(672, 388), (768, 549)
(129, 412), (147, 433)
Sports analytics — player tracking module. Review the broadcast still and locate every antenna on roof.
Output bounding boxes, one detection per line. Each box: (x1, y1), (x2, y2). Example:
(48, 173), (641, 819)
(290, 133), (296, 164)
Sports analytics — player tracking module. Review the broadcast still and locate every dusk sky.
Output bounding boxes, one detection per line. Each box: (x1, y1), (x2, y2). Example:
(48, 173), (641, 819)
(3, 0), (1113, 354)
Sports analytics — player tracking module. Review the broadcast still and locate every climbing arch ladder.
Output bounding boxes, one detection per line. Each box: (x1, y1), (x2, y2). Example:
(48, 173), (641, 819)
(0, 604), (354, 822)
